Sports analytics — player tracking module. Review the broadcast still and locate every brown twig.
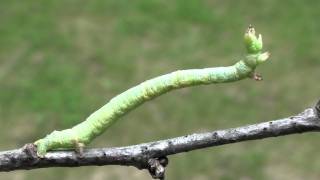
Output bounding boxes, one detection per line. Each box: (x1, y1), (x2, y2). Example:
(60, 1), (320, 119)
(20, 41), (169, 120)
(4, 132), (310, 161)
(0, 101), (319, 179)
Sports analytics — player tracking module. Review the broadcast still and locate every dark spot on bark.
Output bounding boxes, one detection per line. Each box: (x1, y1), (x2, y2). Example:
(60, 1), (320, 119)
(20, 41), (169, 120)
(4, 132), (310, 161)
(102, 151), (107, 157)
(141, 146), (148, 152)
(212, 132), (219, 140)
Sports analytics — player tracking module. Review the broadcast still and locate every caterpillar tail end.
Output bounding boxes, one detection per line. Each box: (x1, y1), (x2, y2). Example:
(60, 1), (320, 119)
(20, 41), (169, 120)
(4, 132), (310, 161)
(34, 139), (48, 157)
(33, 129), (88, 157)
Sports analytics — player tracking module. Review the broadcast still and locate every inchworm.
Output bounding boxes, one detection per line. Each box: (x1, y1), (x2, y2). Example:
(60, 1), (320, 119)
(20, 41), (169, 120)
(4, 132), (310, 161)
(34, 26), (270, 156)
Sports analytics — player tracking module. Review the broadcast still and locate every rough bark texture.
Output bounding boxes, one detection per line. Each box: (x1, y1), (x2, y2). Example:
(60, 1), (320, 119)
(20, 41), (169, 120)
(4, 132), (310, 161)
(0, 100), (319, 179)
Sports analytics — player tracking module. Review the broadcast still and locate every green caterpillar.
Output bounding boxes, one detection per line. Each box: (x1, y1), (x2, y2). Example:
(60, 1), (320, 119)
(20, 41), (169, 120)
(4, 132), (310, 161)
(34, 26), (270, 156)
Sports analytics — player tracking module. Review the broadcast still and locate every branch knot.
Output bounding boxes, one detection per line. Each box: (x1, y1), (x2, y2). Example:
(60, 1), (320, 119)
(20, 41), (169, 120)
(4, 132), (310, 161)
(147, 157), (169, 179)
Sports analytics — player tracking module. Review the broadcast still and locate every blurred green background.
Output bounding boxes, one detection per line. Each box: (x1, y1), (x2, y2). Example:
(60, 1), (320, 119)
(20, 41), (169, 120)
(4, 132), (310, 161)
(1, 0), (320, 179)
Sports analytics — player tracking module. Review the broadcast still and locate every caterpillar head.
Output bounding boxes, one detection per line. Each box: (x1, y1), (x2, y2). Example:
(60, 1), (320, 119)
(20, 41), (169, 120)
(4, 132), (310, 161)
(243, 25), (270, 68)
(244, 25), (263, 54)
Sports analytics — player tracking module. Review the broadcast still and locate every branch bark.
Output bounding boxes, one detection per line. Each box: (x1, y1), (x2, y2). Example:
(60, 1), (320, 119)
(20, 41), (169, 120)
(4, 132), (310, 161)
(1, 100), (319, 179)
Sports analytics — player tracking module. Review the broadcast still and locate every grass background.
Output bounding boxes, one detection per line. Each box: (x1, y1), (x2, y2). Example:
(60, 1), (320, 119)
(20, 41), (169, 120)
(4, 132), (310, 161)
(1, 0), (320, 179)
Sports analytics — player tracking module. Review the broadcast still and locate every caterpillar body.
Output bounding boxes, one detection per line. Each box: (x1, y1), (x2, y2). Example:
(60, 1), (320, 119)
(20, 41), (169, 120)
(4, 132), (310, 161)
(35, 26), (270, 156)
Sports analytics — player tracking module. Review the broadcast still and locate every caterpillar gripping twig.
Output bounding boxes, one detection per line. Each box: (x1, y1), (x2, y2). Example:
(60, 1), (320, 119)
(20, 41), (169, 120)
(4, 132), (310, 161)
(34, 26), (270, 156)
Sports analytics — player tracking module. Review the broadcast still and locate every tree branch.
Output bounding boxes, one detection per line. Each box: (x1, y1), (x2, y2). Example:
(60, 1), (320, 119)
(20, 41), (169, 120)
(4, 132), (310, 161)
(1, 100), (319, 179)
